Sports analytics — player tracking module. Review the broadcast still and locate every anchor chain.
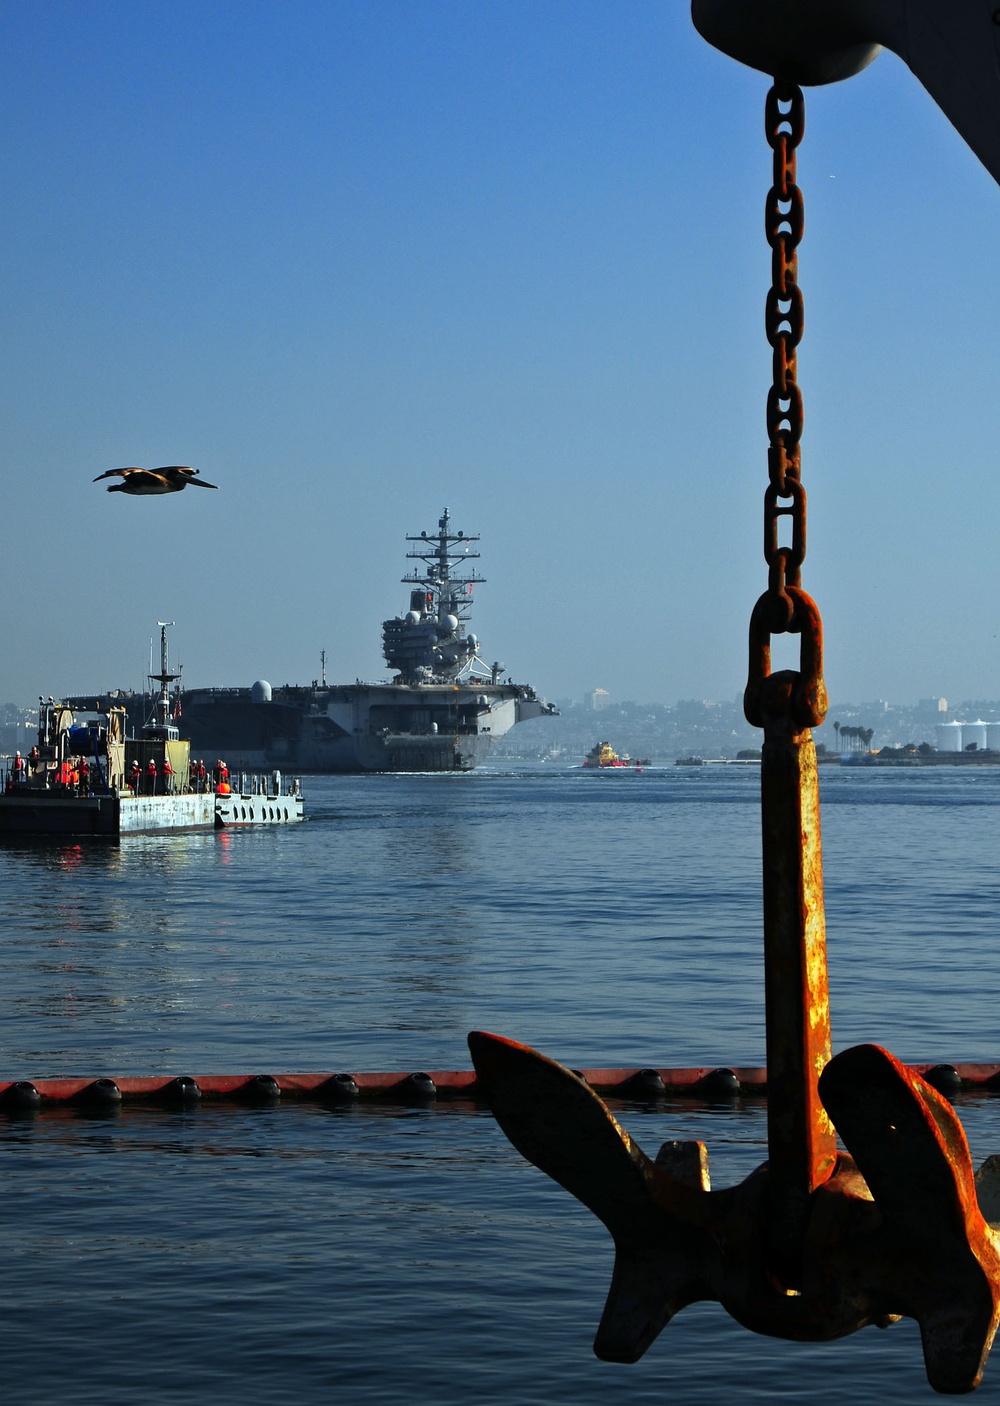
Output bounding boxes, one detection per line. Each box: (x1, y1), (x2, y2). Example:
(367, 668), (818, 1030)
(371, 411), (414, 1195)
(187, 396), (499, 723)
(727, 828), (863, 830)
(745, 81), (826, 732)
(744, 80), (836, 1288)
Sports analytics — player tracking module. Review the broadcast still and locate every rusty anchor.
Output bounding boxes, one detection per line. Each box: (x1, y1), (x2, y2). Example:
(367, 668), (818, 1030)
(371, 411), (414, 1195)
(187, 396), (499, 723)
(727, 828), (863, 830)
(470, 6), (1000, 1392)
(470, 666), (1000, 1391)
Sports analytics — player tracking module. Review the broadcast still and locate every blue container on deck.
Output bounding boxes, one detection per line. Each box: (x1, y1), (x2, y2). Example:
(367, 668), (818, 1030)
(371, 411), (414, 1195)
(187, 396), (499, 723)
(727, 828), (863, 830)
(68, 725), (106, 754)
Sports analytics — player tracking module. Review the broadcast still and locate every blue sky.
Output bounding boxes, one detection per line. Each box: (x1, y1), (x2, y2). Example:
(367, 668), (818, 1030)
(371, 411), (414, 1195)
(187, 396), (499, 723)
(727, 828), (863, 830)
(2, 2), (998, 713)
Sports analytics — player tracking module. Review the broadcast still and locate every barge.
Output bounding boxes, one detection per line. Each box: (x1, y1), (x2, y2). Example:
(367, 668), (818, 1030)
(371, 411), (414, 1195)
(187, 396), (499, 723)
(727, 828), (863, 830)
(1, 626), (303, 836)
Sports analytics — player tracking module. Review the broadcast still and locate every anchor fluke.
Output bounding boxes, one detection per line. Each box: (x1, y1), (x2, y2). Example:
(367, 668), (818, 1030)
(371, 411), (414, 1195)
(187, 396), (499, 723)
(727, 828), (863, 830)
(468, 1031), (715, 1360)
(471, 1030), (1000, 1390)
(819, 1044), (1000, 1394)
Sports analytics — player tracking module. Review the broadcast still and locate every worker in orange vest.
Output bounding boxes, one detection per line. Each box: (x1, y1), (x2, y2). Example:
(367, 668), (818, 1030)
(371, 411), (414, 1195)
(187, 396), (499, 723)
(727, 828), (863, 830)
(160, 757), (173, 794)
(146, 758), (158, 794)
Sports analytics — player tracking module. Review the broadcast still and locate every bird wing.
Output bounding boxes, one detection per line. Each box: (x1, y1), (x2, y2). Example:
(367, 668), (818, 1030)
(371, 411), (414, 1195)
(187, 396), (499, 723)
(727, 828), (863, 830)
(155, 466), (220, 489)
(93, 467), (144, 482)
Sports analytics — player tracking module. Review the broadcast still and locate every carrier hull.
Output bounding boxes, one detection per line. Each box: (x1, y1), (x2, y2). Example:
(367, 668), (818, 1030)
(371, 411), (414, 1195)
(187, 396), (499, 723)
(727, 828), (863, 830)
(179, 680), (547, 773)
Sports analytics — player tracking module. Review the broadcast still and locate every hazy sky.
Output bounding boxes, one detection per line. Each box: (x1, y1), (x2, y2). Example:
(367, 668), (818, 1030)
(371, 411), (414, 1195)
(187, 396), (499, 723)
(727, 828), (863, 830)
(2, 2), (999, 713)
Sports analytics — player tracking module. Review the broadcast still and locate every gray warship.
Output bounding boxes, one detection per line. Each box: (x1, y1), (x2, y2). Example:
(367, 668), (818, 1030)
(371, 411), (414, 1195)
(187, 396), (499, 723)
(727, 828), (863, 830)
(76, 511), (556, 773)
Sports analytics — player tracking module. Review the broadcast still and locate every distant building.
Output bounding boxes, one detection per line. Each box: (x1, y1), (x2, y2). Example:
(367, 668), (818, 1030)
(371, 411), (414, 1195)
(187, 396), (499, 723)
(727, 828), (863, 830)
(0, 702), (36, 759)
(936, 720), (964, 753)
(963, 720), (989, 751)
(917, 697), (949, 717)
(587, 689), (610, 711)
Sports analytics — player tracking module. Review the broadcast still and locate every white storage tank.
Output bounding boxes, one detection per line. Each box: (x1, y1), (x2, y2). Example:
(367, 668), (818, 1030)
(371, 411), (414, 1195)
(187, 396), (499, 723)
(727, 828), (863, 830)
(936, 720), (964, 753)
(963, 720), (989, 751)
(987, 723), (1000, 752)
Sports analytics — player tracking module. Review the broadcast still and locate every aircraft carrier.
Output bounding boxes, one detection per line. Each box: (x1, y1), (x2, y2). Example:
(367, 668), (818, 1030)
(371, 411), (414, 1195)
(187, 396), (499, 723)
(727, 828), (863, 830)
(70, 510), (556, 773)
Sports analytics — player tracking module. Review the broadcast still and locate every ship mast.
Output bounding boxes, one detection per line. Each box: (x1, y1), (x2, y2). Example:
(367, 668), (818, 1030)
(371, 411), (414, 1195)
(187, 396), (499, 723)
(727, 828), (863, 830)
(402, 506), (484, 630)
(147, 621), (181, 736)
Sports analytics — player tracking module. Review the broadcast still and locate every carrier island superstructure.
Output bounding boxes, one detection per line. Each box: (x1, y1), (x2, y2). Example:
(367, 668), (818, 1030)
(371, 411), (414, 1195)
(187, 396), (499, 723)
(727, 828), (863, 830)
(70, 511), (556, 773)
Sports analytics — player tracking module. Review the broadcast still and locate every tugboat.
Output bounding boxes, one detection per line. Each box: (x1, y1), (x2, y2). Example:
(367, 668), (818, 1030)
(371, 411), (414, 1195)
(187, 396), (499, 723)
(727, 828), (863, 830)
(582, 742), (648, 769)
(0, 625), (303, 836)
(584, 742), (629, 768)
(74, 510), (557, 773)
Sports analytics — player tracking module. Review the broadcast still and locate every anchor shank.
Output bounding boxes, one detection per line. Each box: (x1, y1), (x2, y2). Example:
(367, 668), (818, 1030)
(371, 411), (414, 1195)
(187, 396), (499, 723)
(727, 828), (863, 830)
(760, 682), (837, 1280)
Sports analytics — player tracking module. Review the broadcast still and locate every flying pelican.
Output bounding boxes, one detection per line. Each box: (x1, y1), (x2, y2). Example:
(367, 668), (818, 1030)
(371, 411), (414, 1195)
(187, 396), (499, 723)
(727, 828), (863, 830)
(93, 466), (219, 495)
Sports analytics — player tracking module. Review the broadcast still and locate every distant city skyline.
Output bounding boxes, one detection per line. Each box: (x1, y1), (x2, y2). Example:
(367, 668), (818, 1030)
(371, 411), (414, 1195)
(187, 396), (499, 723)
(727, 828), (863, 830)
(1, 4), (999, 710)
(7, 677), (1000, 718)
(562, 688), (995, 717)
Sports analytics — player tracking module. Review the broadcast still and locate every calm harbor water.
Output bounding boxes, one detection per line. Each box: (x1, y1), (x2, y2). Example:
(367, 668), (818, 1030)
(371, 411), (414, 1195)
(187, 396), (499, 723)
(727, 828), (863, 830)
(3, 763), (1000, 1403)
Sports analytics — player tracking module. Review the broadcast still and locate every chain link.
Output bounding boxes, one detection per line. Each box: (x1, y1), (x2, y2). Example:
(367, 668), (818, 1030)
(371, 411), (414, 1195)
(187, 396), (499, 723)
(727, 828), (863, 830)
(745, 81), (827, 731)
(764, 82), (805, 601)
